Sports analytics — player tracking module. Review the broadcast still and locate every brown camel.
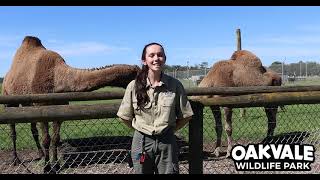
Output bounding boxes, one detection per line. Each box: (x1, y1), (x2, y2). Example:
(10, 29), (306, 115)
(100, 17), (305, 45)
(198, 50), (281, 157)
(1, 36), (140, 173)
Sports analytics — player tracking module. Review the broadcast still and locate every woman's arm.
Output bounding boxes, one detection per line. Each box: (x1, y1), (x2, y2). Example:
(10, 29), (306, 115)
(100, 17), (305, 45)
(175, 116), (192, 132)
(120, 118), (134, 129)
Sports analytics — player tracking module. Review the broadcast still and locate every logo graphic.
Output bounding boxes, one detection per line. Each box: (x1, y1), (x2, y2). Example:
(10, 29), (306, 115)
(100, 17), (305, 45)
(231, 144), (315, 171)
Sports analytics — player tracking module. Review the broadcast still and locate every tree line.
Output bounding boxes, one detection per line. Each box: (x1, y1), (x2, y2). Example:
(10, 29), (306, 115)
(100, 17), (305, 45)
(268, 61), (320, 76)
(164, 62), (209, 71)
(0, 61), (319, 82)
(164, 61), (320, 76)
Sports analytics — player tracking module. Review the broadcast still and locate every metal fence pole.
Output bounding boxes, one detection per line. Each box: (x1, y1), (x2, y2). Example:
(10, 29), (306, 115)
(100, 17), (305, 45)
(188, 100), (203, 174)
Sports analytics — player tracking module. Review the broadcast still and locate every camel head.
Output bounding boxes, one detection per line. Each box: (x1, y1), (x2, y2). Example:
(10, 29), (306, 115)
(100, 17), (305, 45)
(102, 64), (141, 89)
(264, 68), (282, 86)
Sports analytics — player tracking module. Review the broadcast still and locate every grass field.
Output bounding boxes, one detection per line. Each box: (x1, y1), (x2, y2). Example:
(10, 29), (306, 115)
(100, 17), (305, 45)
(181, 76), (320, 88)
(1, 79), (320, 151)
(0, 85), (128, 150)
(284, 76), (320, 86)
(0, 102), (319, 150)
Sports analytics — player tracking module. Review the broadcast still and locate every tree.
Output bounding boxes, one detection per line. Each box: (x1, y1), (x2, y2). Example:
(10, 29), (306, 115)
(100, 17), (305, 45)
(199, 61), (209, 69)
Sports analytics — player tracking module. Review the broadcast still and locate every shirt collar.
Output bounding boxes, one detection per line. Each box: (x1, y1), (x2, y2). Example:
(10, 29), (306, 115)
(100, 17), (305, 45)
(146, 72), (168, 88)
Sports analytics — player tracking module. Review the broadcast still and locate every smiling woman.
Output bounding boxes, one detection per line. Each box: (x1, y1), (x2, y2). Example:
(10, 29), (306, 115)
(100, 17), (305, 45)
(117, 42), (194, 174)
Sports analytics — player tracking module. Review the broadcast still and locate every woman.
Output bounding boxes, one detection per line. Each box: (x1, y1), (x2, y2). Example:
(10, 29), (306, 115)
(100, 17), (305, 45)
(117, 42), (194, 174)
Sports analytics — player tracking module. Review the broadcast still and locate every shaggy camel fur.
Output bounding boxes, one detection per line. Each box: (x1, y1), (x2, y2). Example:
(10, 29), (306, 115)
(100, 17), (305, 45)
(2, 36), (140, 173)
(198, 50), (281, 157)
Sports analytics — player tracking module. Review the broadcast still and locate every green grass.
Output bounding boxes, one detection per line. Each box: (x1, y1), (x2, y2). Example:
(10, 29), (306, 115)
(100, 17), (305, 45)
(284, 76), (320, 86)
(1, 104), (319, 150)
(179, 79), (197, 89)
(1, 82), (320, 150)
(0, 85), (128, 150)
(70, 86), (125, 105)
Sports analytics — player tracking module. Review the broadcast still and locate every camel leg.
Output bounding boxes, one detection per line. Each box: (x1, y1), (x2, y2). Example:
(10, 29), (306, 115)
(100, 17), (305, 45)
(40, 122), (52, 173)
(7, 103), (21, 166)
(9, 123), (21, 165)
(30, 122), (44, 160)
(210, 105), (222, 157)
(224, 107), (233, 158)
(51, 120), (62, 173)
(265, 106), (277, 138)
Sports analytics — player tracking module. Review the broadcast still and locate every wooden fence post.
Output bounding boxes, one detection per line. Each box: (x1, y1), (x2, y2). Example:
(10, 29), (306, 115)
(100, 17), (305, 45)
(236, 28), (246, 117)
(188, 100), (204, 174)
(236, 28), (241, 51)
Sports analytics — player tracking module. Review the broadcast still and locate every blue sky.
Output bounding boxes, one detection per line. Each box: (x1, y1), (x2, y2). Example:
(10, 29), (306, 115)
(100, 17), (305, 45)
(1, 6), (320, 77)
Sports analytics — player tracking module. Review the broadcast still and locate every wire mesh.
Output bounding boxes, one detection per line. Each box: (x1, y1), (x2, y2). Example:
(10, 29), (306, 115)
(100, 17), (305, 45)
(0, 118), (189, 174)
(0, 104), (319, 174)
(202, 104), (320, 174)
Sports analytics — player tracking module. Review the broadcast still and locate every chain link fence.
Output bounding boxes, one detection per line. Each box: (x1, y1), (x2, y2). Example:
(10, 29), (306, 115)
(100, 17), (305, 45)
(0, 103), (319, 174)
(0, 117), (190, 174)
(165, 69), (207, 88)
(201, 105), (320, 174)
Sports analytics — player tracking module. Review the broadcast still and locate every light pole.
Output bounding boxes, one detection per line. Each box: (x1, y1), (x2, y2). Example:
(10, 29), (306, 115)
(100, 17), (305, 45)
(282, 59), (284, 83)
(187, 60), (191, 87)
(204, 61), (208, 75)
(187, 60), (190, 79)
(300, 61), (302, 77)
(306, 62), (308, 77)
(175, 68), (178, 78)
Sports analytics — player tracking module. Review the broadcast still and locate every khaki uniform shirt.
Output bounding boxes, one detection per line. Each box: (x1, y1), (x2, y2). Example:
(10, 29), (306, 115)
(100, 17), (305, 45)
(117, 73), (194, 136)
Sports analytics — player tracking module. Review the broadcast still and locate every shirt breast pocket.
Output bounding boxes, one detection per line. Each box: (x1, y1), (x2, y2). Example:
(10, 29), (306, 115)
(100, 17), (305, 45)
(161, 93), (175, 111)
(133, 100), (152, 115)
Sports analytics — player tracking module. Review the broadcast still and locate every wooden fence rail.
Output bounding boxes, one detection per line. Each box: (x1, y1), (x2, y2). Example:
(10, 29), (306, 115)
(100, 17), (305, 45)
(1, 86), (320, 104)
(1, 86), (320, 174)
(2, 90), (320, 124)
(194, 91), (320, 107)
(0, 103), (120, 124)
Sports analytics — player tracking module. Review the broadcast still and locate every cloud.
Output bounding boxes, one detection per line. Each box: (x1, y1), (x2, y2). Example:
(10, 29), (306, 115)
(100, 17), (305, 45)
(249, 46), (320, 57)
(297, 24), (320, 32)
(170, 44), (320, 67)
(238, 31), (320, 64)
(172, 46), (234, 61)
(47, 39), (61, 44)
(255, 35), (320, 45)
(0, 50), (15, 59)
(0, 35), (21, 47)
(50, 41), (132, 56)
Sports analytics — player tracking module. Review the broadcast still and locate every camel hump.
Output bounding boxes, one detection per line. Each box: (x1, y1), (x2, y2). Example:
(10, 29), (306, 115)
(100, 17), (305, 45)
(230, 50), (256, 60)
(230, 49), (263, 68)
(22, 36), (43, 47)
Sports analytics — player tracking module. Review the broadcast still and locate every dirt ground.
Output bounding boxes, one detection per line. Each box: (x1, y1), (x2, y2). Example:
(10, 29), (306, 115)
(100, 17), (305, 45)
(1, 142), (319, 174)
